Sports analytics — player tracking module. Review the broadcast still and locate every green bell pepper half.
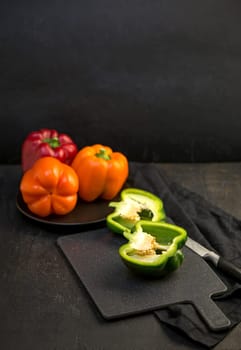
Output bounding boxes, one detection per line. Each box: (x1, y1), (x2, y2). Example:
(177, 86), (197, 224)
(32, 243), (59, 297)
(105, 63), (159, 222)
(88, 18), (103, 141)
(119, 221), (187, 278)
(106, 188), (166, 235)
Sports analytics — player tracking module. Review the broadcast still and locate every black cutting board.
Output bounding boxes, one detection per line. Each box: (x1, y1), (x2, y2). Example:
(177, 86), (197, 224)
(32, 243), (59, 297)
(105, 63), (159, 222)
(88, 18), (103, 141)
(57, 228), (231, 331)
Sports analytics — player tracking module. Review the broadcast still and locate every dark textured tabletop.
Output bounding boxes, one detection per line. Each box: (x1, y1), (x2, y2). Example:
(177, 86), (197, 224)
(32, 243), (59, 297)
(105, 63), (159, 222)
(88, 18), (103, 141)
(0, 163), (240, 350)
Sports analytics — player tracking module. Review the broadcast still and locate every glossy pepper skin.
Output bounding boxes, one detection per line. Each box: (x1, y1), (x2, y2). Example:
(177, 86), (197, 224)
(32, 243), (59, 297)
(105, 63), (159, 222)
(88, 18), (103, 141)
(119, 221), (187, 278)
(71, 144), (129, 202)
(106, 188), (166, 235)
(21, 128), (78, 172)
(20, 157), (79, 217)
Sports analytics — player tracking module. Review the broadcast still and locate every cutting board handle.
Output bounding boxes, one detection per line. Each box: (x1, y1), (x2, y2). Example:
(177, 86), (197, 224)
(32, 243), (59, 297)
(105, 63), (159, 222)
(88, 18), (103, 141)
(193, 297), (231, 331)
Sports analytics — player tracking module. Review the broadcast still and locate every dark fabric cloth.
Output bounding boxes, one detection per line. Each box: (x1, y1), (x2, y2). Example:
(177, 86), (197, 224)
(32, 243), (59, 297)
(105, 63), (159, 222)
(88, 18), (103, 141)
(129, 163), (241, 348)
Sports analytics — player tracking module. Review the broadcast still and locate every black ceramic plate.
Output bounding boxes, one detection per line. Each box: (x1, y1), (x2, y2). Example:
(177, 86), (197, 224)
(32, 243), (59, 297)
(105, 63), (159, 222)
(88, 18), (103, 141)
(16, 191), (114, 227)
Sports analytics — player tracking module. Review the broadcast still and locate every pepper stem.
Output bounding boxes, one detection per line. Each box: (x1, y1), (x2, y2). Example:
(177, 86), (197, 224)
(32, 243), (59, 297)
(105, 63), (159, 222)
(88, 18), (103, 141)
(43, 137), (60, 148)
(95, 148), (111, 160)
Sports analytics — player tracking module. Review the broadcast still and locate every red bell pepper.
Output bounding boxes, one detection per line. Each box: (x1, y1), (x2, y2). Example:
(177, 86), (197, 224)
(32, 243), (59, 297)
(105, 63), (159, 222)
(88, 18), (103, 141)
(21, 128), (78, 172)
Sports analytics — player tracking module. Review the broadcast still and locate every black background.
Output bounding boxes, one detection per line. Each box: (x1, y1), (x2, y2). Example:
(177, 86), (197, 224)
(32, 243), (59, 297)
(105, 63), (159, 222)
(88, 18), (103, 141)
(1, 0), (241, 163)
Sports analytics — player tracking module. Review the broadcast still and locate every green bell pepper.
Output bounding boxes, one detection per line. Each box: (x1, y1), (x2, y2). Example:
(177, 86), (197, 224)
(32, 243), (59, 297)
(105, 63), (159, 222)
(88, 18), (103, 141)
(119, 221), (187, 277)
(106, 188), (166, 235)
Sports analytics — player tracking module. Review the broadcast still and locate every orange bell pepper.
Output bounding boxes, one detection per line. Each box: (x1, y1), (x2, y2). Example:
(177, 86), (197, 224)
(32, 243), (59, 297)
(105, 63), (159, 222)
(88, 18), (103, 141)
(71, 144), (129, 202)
(20, 157), (79, 217)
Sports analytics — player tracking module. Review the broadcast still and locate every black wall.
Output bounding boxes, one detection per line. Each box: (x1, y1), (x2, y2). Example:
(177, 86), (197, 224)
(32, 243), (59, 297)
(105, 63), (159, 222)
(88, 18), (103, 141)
(1, 0), (241, 163)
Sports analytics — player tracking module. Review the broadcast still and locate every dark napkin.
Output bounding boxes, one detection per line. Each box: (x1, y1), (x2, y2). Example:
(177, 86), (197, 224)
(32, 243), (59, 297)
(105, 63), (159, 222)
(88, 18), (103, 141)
(128, 162), (241, 348)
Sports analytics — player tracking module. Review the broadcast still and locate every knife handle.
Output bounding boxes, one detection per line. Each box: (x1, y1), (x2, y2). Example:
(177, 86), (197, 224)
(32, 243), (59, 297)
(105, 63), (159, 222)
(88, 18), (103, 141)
(218, 257), (241, 282)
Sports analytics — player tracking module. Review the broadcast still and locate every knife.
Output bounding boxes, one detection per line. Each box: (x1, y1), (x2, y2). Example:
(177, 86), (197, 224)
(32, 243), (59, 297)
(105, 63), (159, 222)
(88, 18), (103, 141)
(185, 236), (241, 282)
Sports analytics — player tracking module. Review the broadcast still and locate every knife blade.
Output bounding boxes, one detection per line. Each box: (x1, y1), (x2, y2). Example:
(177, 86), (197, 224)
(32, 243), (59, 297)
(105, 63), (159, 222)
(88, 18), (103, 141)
(185, 236), (241, 282)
